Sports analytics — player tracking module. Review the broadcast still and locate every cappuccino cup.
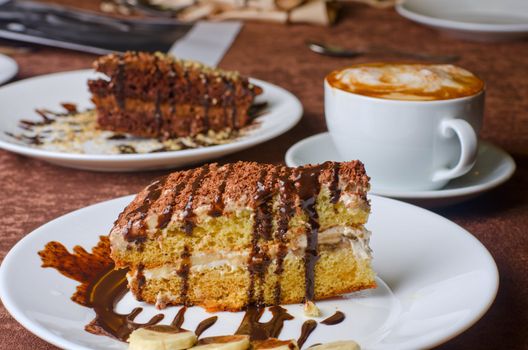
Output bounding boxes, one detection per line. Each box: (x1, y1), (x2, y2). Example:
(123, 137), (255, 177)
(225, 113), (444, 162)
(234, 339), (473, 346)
(325, 63), (485, 191)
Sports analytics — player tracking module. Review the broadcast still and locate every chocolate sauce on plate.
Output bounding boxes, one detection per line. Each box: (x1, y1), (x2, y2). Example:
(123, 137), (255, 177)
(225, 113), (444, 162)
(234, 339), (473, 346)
(321, 311), (345, 325)
(235, 305), (293, 341)
(297, 320), (317, 348)
(195, 316), (218, 337)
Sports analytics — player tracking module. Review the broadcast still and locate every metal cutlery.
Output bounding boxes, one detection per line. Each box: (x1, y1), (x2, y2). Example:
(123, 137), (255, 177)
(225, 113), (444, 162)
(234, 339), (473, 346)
(307, 41), (460, 63)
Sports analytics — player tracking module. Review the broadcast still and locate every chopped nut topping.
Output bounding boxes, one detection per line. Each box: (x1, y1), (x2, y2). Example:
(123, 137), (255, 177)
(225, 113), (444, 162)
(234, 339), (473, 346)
(304, 301), (321, 317)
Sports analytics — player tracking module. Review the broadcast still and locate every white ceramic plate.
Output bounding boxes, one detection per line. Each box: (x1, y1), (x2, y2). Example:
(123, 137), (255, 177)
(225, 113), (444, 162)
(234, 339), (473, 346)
(0, 194), (498, 350)
(285, 132), (516, 207)
(396, 0), (528, 41)
(0, 70), (302, 171)
(0, 53), (18, 85)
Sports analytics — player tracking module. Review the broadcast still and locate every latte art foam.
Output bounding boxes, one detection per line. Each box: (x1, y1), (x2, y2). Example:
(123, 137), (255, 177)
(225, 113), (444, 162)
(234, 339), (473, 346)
(327, 63), (484, 101)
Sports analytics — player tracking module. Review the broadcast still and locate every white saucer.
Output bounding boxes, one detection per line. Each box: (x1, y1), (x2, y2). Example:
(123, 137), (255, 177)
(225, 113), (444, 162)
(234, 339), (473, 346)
(396, 0), (528, 42)
(0, 194), (498, 350)
(0, 53), (18, 85)
(285, 132), (516, 207)
(0, 70), (302, 171)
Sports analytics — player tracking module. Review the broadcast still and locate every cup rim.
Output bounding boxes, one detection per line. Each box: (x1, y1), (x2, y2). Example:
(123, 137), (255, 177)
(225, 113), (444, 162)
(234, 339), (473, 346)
(324, 77), (486, 104)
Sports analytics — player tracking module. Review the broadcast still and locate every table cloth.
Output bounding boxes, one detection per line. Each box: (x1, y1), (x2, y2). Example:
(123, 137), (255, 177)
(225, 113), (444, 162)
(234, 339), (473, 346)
(0, 4), (527, 349)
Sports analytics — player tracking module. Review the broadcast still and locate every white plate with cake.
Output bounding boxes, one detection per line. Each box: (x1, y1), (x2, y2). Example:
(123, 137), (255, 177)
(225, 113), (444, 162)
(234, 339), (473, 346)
(0, 53), (302, 171)
(0, 161), (498, 350)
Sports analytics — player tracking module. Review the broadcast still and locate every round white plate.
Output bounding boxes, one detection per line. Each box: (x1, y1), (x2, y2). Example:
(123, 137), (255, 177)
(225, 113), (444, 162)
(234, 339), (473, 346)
(396, 0), (528, 41)
(285, 132), (516, 207)
(0, 70), (302, 171)
(0, 194), (498, 350)
(0, 53), (18, 85)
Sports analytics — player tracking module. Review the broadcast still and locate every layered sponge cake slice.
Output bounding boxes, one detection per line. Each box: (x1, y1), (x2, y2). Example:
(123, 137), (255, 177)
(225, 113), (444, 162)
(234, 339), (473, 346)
(88, 52), (263, 139)
(109, 161), (375, 311)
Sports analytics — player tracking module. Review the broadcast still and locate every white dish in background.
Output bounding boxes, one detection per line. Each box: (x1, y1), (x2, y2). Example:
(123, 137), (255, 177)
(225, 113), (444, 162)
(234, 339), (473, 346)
(0, 194), (498, 350)
(396, 0), (528, 41)
(0, 53), (18, 85)
(285, 132), (516, 207)
(0, 69), (302, 171)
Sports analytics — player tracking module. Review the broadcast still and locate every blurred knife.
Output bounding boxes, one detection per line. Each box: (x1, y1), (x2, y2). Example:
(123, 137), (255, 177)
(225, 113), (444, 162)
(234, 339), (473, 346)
(0, 0), (192, 54)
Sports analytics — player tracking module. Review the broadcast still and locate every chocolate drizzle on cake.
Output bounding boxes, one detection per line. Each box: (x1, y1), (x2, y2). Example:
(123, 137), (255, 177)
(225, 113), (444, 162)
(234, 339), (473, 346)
(182, 165), (210, 235)
(297, 320), (317, 348)
(123, 176), (168, 242)
(227, 79), (238, 128)
(154, 57), (163, 134)
(274, 167), (295, 304)
(177, 246), (192, 305)
(329, 163), (341, 204)
(169, 64), (178, 116)
(157, 172), (191, 229)
(195, 316), (218, 337)
(115, 58), (125, 110)
(202, 75), (210, 131)
(135, 264), (146, 301)
(254, 168), (276, 241)
(235, 305), (294, 341)
(296, 164), (325, 302)
(248, 168), (276, 305)
(321, 311), (345, 325)
(208, 164), (233, 217)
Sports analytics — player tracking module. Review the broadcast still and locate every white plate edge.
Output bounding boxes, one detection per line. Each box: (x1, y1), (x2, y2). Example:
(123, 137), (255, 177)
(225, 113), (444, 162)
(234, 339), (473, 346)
(0, 54), (18, 85)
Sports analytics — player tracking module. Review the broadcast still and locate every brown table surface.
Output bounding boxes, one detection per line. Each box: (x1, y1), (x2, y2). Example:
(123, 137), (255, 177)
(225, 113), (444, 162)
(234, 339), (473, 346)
(0, 4), (527, 349)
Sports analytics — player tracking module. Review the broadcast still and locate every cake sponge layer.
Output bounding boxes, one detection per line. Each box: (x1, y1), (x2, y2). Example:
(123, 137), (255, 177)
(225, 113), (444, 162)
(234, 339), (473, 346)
(128, 242), (375, 311)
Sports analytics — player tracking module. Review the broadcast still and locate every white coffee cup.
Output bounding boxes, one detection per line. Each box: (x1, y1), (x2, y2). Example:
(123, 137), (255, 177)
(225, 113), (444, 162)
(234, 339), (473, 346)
(324, 74), (484, 191)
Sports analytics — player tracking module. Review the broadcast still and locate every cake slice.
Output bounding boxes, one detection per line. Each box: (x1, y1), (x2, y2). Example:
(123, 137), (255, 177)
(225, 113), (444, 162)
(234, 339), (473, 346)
(109, 161), (375, 311)
(88, 52), (263, 139)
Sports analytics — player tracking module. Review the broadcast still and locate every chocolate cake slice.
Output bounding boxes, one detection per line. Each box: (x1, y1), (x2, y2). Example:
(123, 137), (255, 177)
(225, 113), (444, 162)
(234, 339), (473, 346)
(88, 52), (263, 139)
(109, 161), (376, 311)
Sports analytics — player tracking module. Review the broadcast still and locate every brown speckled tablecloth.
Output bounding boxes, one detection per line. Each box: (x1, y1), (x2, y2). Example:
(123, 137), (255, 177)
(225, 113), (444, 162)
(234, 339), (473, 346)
(0, 4), (527, 349)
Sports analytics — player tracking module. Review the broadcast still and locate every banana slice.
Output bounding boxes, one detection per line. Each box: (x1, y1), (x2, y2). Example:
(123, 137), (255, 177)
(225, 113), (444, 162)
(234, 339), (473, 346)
(253, 338), (299, 350)
(128, 325), (197, 350)
(309, 341), (361, 350)
(191, 335), (250, 350)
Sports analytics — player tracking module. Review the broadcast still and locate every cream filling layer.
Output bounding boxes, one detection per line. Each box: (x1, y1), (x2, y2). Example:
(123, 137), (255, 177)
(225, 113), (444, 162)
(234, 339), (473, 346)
(139, 226), (372, 281)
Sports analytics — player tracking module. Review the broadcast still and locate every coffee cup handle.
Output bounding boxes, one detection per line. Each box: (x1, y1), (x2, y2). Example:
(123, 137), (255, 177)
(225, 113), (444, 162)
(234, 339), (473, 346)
(432, 119), (478, 182)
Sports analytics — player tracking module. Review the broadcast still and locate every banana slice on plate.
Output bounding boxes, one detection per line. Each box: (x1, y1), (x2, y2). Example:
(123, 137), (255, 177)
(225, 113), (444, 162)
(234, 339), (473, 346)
(191, 335), (250, 350)
(128, 325), (197, 350)
(252, 338), (299, 350)
(310, 341), (361, 350)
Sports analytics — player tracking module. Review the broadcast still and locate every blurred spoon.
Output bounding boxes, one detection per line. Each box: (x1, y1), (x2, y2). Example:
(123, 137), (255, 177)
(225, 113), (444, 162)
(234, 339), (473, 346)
(307, 41), (460, 63)
(0, 46), (33, 55)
